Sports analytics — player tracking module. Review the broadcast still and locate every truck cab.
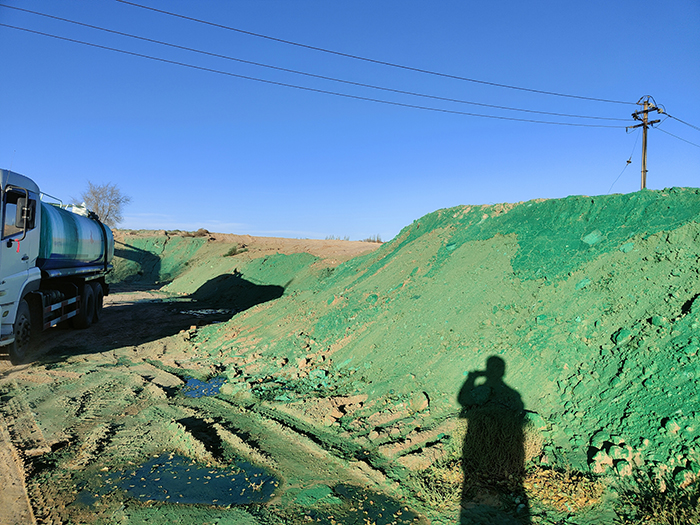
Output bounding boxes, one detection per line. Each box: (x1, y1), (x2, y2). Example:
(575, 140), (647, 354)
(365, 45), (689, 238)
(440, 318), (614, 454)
(0, 169), (114, 364)
(0, 170), (41, 348)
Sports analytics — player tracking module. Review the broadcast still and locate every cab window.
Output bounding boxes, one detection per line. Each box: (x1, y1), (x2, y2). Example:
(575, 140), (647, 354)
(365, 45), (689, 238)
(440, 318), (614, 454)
(3, 191), (36, 239)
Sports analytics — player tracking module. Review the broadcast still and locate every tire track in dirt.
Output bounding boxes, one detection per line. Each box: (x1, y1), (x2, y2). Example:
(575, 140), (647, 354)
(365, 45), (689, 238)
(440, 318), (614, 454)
(178, 395), (414, 505)
(1, 383), (52, 457)
(65, 422), (121, 470)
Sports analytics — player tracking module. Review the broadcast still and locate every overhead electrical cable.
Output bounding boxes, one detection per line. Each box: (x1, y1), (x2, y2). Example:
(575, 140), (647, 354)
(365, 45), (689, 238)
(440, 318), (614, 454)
(655, 128), (700, 149)
(0, 5), (628, 122)
(0, 23), (628, 128)
(666, 114), (700, 133)
(649, 114), (700, 147)
(607, 128), (640, 194)
(115, 0), (634, 106)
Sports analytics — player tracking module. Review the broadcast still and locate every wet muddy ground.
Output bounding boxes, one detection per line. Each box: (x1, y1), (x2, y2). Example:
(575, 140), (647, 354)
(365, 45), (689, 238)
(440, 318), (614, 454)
(0, 278), (430, 524)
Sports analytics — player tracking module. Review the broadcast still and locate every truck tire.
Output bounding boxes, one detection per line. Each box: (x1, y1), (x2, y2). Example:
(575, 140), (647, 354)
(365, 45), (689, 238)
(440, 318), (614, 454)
(91, 282), (104, 323)
(72, 284), (95, 329)
(9, 300), (32, 365)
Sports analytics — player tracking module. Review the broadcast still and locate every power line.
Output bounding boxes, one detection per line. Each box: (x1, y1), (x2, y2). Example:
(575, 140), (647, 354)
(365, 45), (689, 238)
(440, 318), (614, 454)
(652, 114), (700, 147)
(0, 22), (629, 128)
(607, 128), (641, 194)
(655, 127), (700, 149)
(0, 4), (629, 122)
(115, 0), (635, 106)
(666, 114), (700, 133)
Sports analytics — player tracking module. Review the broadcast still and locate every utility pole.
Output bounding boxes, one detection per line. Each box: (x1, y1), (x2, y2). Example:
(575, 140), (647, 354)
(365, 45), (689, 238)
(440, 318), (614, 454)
(627, 96), (662, 189)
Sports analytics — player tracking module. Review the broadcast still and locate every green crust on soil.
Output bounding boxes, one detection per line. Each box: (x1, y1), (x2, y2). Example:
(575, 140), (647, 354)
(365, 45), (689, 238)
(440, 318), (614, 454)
(5, 187), (700, 524)
(192, 188), (700, 479)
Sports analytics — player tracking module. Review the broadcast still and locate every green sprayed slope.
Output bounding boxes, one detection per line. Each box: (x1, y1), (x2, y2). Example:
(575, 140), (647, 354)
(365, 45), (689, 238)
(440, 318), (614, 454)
(109, 232), (321, 298)
(109, 234), (208, 285)
(194, 188), (700, 480)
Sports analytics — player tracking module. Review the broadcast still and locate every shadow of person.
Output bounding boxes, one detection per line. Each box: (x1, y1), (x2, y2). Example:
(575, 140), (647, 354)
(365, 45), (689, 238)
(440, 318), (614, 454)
(458, 356), (530, 524)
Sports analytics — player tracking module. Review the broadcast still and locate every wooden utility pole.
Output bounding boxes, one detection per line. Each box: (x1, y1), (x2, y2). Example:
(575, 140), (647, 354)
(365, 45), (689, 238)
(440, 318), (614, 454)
(627, 96), (662, 189)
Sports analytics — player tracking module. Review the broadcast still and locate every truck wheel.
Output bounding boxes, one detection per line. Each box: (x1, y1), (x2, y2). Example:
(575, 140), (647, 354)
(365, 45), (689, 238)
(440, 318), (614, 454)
(91, 282), (104, 323)
(72, 284), (95, 329)
(9, 300), (32, 365)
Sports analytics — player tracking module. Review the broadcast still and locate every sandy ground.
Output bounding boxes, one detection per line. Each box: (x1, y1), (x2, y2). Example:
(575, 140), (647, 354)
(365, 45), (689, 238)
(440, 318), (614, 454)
(117, 230), (383, 263)
(0, 291), (206, 524)
(0, 417), (36, 525)
(0, 236), (384, 525)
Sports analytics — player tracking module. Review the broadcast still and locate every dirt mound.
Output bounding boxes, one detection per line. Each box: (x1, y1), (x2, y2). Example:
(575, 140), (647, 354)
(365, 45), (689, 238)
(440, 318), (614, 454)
(3, 188), (700, 524)
(192, 188), (700, 483)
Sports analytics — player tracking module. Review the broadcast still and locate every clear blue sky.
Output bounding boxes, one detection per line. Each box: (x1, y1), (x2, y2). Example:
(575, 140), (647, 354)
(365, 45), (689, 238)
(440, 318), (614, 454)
(1, 0), (698, 240)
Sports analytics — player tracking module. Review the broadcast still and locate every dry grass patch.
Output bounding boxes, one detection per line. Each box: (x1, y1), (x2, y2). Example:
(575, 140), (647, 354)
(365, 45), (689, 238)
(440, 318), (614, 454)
(407, 459), (604, 516)
(614, 470), (700, 525)
(523, 468), (604, 513)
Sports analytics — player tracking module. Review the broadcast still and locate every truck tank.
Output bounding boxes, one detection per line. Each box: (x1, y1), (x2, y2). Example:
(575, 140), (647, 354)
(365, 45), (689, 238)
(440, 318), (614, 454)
(37, 202), (114, 272)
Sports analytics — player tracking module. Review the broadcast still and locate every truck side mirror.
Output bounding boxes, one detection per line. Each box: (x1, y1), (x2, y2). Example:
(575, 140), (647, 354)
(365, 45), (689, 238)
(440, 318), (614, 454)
(15, 198), (36, 230)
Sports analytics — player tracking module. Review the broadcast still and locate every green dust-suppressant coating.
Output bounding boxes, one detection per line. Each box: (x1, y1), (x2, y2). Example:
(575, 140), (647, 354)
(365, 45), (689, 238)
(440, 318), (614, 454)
(37, 202), (114, 271)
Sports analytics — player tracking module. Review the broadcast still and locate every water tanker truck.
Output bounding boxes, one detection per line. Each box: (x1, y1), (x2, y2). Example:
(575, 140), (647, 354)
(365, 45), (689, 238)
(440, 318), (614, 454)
(0, 169), (114, 364)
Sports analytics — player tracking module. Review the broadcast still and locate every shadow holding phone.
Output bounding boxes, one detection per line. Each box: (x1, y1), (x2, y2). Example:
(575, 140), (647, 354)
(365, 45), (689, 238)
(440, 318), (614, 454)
(458, 355), (530, 524)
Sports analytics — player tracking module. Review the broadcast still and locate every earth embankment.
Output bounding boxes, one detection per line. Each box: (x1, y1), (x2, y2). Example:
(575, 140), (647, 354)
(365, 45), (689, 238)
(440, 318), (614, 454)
(2, 188), (699, 524)
(199, 188), (700, 482)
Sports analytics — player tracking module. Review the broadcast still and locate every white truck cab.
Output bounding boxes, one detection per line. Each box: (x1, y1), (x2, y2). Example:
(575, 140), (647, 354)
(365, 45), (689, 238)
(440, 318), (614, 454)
(0, 170), (42, 347)
(0, 169), (114, 364)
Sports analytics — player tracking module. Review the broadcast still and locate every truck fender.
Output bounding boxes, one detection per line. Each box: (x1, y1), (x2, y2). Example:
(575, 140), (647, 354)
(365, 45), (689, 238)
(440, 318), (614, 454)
(5, 269), (41, 327)
(17, 271), (42, 327)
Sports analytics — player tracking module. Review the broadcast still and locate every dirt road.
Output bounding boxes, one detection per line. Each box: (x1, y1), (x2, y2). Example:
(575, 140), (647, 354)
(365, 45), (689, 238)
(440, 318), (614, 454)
(0, 286), (428, 524)
(0, 416), (36, 525)
(0, 237), (431, 524)
(0, 289), (210, 524)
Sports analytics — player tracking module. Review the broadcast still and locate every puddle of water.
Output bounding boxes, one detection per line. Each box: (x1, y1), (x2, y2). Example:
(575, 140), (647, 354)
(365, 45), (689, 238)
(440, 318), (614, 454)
(74, 489), (99, 507)
(300, 483), (422, 525)
(113, 454), (278, 506)
(180, 308), (233, 318)
(181, 376), (226, 398)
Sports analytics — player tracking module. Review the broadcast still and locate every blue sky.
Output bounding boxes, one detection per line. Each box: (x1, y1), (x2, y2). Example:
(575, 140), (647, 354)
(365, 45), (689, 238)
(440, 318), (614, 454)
(1, 0), (698, 241)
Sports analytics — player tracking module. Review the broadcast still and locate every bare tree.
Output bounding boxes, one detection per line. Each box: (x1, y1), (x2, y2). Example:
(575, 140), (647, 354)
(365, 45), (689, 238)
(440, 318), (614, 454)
(79, 181), (131, 227)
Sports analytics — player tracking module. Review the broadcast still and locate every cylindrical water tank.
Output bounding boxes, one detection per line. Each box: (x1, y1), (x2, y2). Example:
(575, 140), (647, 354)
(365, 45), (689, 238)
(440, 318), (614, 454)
(37, 202), (114, 271)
